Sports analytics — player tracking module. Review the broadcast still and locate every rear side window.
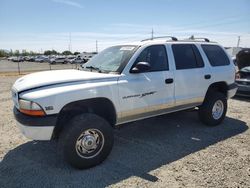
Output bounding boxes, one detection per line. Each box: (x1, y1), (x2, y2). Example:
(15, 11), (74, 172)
(172, 44), (204, 70)
(135, 45), (169, 71)
(201, 45), (230, 66)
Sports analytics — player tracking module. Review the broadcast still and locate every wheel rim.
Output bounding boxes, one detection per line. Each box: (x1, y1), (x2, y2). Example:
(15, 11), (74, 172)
(212, 100), (224, 120)
(75, 129), (104, 159)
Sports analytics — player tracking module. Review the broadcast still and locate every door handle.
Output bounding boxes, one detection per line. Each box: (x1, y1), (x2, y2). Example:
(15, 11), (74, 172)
(165, 78), (174, 84)
(204, 74), (211, 79)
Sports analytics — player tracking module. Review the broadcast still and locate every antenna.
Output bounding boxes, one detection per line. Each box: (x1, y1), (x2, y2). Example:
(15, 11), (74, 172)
(237, 36), (240, 47)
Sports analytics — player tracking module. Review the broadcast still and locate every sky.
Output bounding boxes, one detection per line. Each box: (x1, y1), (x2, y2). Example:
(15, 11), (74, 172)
(0, 0), (250, 52)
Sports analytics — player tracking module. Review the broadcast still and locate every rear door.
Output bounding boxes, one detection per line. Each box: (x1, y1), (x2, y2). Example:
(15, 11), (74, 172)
(201, 44), (234, 85)
(171, 44), (210, 107)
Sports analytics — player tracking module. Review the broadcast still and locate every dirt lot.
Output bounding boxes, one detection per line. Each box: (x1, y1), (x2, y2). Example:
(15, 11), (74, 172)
(0, 75), (249, 188)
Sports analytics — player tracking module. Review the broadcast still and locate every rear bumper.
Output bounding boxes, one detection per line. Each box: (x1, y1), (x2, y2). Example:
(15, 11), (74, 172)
(227, 83), (238, 98)
(13, 107), (57, 140)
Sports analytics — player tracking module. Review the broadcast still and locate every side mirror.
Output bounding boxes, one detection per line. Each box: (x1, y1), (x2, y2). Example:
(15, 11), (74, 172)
(131, 62), (151, 73)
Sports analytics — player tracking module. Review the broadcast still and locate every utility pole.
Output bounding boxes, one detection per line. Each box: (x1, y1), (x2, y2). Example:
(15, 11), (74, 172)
(151, 28), (154, 40)
(96, 40), (98, 53)
(237, 36), (240, 47)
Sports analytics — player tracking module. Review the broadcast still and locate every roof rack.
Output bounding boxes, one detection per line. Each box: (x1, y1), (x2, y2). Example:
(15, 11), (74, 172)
(187, 36), (210, 42)
(141, 36), (178, 42)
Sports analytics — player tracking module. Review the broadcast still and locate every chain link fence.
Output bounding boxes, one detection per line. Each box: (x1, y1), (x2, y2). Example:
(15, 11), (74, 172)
(0, 60), (82, 75)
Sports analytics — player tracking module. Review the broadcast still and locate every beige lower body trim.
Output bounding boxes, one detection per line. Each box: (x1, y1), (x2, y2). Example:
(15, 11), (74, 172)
(116, 97), (204, 125)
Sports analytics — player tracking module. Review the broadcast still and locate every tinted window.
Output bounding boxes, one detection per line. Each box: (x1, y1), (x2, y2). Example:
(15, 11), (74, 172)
(172, 44), (204, 70)
(192, 45), (204, 67)
(201, 45), (230, 66)
(135, 45), (168, 71)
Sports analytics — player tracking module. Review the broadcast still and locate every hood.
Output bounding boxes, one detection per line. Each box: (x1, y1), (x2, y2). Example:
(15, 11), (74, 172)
(240, 66), (250, 72)
(13, 69), (119, 92)
(236, 49), (250, 69)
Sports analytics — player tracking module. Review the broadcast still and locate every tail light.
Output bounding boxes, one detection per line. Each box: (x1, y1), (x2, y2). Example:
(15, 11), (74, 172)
(235, 72), (240, 80)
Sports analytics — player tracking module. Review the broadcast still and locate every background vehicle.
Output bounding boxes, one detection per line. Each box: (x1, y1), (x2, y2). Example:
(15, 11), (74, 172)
(65, 56), (76, 63)
(12, 56), (24, 62)
(49, 57), (67, 64)
(7, 56), (15, 61)
(26, 56), (35, 62)
(12, 37), (237, 169)
(70, 56), (86, 64)
(35, 56), (49, 63)
(235, 49), (250, 96)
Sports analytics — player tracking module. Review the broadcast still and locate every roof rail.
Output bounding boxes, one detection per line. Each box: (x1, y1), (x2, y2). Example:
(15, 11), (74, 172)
(141, 36), (178, 42)
(188, 36), (210, 42)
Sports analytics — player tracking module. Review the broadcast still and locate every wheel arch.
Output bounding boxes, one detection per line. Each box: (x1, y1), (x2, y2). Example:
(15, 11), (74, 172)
(53, 97), (117, 138)
(205, 81), (229, 99)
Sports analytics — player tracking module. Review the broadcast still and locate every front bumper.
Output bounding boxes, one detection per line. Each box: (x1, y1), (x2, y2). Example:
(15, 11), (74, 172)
(13, 107), (57, 140)
(16, 122), (55, 140)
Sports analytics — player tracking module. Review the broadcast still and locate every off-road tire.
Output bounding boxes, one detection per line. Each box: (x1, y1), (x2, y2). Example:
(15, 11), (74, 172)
(58, 113), (114, 169)
(198, 91), (227, 126)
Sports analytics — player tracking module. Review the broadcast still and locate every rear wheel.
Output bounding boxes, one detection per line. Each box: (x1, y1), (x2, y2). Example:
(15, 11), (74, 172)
(58, 113), (114, 169)
(198, 91), (227, 126)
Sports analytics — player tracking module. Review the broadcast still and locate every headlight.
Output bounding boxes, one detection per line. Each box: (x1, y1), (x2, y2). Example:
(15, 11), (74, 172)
(19, 99), (45, 116)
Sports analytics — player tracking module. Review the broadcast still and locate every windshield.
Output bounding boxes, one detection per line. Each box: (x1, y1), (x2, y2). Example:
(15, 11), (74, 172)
(82, 45), (137, 73)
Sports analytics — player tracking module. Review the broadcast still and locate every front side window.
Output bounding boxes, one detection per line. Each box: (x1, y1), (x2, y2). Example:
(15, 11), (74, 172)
(134, 45), (169, 72)
(172, 44), (204, 70)
(201, 45), (230, 66)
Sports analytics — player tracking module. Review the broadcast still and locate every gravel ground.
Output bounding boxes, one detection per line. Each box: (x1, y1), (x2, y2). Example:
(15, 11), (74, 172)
(0, 75), (249, 188)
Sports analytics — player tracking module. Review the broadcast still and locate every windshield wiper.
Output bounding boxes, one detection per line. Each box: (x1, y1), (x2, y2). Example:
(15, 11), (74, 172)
(85, 66), (102, 72)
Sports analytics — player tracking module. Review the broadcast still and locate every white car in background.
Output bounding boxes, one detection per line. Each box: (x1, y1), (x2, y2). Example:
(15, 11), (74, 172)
(49, 57), (67, 64)
(65, 56), (76, 63)
(70, 56), (86, 64)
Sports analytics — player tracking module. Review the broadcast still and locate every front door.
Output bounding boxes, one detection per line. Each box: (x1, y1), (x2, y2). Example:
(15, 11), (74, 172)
(118, 45), (175, 124)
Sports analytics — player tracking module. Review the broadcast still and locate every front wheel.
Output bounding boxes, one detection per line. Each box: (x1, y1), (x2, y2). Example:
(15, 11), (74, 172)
(198, 92), (227, 126)
(58, 113), (114, 169)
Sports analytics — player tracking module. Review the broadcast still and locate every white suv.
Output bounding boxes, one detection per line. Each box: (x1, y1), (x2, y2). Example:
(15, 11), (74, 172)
(12, 37), (237, 169)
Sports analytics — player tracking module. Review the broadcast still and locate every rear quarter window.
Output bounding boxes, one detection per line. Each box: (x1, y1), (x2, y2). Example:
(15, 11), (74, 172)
(201, 45), (230, 66)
